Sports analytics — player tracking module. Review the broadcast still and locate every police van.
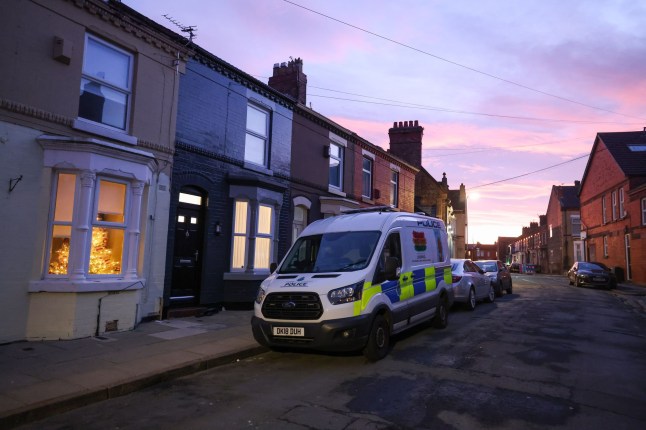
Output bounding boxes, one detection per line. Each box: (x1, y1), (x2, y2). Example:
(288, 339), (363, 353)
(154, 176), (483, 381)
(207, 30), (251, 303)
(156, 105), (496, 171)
(251, 208), (453, 361)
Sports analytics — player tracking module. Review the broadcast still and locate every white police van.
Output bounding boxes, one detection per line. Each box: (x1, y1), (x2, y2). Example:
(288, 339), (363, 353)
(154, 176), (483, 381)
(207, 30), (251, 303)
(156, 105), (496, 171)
(251, 208), (453, 361)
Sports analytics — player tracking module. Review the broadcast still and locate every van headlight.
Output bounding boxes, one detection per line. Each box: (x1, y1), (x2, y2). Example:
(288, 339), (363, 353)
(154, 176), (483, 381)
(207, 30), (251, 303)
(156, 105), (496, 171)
(255, 288), (266, 304)
(328, 281), (363, 305)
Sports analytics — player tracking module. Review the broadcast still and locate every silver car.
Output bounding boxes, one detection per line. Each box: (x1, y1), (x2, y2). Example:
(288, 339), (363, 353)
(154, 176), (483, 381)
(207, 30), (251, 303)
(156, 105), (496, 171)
(451, 258), (495, 311)
(475, 260), (513, 297)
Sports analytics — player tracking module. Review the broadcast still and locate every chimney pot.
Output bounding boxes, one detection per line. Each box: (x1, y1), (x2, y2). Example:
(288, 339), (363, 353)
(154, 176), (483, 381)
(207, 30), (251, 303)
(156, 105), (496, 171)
(414, 120), (419, 126)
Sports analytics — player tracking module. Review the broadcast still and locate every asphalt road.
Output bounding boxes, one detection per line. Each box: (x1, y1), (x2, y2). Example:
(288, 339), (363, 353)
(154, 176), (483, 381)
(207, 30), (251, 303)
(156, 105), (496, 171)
(17, 274), (646, 429)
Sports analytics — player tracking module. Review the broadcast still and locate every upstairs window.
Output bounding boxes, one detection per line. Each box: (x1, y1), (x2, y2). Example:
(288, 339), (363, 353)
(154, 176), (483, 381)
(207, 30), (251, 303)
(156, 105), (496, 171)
(329, 143), (343, 189)
(642, 197), (646, 225)
(571, 215), (581, 236)
(390, 170), (399, 207)
(612, 190), (618, 221)
(362, 157), (373, 199)
(245, 104), (270, 167)
(619, 188), (625, 218)
(602, 195), (607, 224)
(78, 35), (132, 130)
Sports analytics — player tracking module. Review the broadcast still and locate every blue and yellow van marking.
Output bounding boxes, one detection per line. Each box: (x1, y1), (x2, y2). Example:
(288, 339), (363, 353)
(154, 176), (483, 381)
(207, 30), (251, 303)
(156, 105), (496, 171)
(354, 265), (451, 315)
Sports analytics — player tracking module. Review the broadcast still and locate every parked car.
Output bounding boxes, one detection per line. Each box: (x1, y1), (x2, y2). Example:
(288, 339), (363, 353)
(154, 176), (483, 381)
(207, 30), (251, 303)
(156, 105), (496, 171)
(567, 261), (617, 289)
(475, 260), (513, 297)
(509, 262), (521, 273)
(451, 258), (495, 310)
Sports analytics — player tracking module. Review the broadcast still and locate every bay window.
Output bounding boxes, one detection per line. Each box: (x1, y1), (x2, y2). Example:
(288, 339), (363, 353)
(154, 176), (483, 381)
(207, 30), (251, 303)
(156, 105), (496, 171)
(231, 199), (275, 271)
(45, 171), (142, 280)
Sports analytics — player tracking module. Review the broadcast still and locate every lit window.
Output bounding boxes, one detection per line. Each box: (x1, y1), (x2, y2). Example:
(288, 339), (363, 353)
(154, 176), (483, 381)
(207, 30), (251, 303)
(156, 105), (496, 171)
(232, 200), (248, 269)
(47, 173), (137, 277)
(179, 192), (202, 205)
(245, 104), (269, 166)
(329, 143), (343, 189)
(78, 35), (132, 130)
(89, 179), (126, 275)
(48, 173), (76, 275)
(231, 200), (275, 271)
(255, 205), (273, 270)
(390, 170), (399, 207)
(362, 157), (373, 199)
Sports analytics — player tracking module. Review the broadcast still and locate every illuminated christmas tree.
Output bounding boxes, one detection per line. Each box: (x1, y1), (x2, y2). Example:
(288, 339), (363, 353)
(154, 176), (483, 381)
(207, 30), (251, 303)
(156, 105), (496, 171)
(49, 239), (70, 275)
(48, 228), (121, 275)
(88, 228), (121, 274)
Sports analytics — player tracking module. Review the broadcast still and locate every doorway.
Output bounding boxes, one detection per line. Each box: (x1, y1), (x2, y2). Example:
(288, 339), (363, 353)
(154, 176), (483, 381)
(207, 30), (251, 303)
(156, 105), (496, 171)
(625, 234), (632, 281)
(170, 187), (205, 306)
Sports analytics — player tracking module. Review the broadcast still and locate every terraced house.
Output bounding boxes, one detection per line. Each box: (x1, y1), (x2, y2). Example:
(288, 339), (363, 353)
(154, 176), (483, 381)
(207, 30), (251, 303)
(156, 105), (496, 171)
(0, 0), (185, 342)
(579, 130), (646, 284)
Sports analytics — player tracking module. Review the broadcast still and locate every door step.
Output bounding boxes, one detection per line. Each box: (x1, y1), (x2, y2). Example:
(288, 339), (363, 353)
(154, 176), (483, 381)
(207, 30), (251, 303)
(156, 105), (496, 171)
(166, 306), (208, 319)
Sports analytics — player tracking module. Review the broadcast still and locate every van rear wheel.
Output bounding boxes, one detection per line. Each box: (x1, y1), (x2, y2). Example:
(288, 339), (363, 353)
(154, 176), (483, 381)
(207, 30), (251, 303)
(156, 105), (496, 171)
(363, 314), (390, 361)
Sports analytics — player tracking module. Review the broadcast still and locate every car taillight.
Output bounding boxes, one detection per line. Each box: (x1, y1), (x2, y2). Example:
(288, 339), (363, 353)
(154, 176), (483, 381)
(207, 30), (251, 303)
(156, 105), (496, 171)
(452, 275), (462, 283)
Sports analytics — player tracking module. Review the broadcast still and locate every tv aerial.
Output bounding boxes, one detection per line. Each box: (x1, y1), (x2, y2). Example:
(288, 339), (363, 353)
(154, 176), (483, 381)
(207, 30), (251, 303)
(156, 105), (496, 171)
(163, 14), (197, 45)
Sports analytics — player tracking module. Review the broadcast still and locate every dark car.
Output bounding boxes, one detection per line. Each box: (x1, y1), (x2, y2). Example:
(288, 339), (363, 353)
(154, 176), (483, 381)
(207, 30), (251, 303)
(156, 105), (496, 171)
(567, 261), (617, 289)
(475, 260), (513, 297)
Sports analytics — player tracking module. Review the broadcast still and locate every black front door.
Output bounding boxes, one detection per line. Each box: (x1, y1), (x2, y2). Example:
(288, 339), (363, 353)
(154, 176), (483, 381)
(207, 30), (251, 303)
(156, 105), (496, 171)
(171, 198), (204, 306)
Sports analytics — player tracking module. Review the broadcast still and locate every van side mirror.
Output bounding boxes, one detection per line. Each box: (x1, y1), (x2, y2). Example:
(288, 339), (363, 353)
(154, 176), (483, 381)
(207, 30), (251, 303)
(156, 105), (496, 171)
(270, 262), (277, 273)
(384, 257), (400, 281)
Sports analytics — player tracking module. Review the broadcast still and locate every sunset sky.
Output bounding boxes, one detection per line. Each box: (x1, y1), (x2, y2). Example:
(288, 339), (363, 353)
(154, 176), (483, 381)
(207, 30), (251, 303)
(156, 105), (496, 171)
(125, 0), (646, 244)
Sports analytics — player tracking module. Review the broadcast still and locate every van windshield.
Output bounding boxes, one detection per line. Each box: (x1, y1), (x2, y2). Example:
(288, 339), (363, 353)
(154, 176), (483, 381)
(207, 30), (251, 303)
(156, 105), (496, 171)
(279, 231), (381, 274)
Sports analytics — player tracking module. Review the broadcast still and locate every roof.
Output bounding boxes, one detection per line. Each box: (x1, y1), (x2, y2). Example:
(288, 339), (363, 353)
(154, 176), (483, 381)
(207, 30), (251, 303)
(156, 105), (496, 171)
(558, 185), (580, 209)
(581, 131), (646, 187)
(598, 131), (646, 176)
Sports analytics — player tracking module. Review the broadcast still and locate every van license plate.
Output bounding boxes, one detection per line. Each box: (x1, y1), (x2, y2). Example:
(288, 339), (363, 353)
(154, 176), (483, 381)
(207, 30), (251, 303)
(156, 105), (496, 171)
(273, 327), (304, 337)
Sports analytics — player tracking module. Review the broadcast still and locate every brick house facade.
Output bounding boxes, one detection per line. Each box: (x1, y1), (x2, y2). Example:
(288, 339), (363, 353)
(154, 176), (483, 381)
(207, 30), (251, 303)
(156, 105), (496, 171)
(267, 59), (417, 245)
(387, 120), (466, 257)
(579, 131), (646, 284)
(546, 183), (581, 274)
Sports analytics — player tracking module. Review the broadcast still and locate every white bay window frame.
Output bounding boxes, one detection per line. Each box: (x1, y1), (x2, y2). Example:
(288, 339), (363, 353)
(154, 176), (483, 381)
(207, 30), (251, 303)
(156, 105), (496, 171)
(32, 136), (153, 292)
(230, 199), (275, 272)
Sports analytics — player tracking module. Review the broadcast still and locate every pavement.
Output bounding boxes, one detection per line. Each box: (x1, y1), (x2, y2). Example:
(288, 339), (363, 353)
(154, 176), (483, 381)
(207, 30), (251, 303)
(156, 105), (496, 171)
(0, 308), (264, 429)
(1, 280), (644, 430)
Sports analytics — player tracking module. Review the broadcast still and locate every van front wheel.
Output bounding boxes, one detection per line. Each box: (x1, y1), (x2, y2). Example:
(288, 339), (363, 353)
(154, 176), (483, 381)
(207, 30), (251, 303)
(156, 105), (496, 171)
(433, 296), (449, 329)
(363, 314), (390, 361)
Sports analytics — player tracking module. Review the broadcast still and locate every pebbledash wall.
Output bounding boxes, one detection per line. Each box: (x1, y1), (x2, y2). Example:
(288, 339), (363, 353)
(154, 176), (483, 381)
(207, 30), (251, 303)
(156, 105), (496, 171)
(0, 0), (184, 342)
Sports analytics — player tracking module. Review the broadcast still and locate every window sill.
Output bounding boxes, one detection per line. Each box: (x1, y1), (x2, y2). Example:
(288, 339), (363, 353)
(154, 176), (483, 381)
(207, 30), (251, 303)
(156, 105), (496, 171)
(362, 197), (375, 204)
(243, 162), (273, 176)
(223, 272), (270, 281)
(327, 187), (346, 197)
(73, 119), (137, 146)
(29, 278), (145, 293)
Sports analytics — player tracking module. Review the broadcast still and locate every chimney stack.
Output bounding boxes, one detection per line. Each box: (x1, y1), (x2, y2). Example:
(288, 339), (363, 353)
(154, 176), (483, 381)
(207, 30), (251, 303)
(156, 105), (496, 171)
(387, 120), (424, 168)
(268, 58), (307, 105)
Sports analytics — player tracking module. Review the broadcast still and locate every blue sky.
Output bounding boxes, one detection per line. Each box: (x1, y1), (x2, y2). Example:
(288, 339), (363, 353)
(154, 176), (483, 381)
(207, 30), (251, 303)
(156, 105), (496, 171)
(124, 0), (646, 243)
